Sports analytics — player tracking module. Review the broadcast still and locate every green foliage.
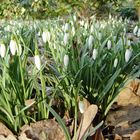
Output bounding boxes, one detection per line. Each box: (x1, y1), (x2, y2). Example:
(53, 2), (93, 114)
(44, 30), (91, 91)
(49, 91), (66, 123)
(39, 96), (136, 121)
(0, 0), (126, 19)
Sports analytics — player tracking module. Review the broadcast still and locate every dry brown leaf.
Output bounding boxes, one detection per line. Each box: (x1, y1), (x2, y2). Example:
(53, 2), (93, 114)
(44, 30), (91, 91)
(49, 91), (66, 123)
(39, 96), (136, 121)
(114, 134), (122, 140)
(130, 129), (140, 140)
(76, 104), (98, 140)
(92, 129), (104, 140)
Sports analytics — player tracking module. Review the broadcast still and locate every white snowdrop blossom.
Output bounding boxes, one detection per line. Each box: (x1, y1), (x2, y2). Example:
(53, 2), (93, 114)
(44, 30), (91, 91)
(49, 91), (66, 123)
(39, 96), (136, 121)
(0, 43), (6, 58)
(133, 26), (138, 35)
(92, 49), (98, 60)
(34, 55), (41, 70)
(64, 23), (69, 32)
(137, 28), (140, 37)
(113, 58), (118, 68)
(107, 40), (112, 49)
(127, 40), (131, 46)
(88, 35), (94, 48)
(78, 100), (85, 114)
(9, 39), (17, 55)
(73, 15), (76, 21)
(125, 49), (132, 63)
(63, 33), (69, 45)
(72, 26), (75, 36)
(64, 54), (69, 68)
(42, 30), (51, 43)
(79, 20), (84, 26)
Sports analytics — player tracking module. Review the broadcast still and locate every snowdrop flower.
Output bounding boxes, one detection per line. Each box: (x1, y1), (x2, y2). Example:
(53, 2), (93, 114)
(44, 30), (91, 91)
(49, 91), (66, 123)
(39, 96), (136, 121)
(107, 40), (112, 49)
(84, 21), (88, 30)
(72, 26), (75, 36)
(78, 100), (85, 114)
(113, 58), (118, 68)
(92, 49), (98, 60)
(133, 26), (138, 35)
(125, 49), (132, 63)
(88, 35), (94, 48)
(63, 33), (69, 45)
(127, 40), (131, 46)
(90, 25), (94, 33)
(0, 43), (6, 58)
(64, 23), (69, 32)
(34, 55), (41, 70)
(42, 30), (51, 43)
(64, 54), (69, 68)
(137, 28), (140, 37)
(73, 15), (76, 21)
(79, 20), (84, 26)
(9, 39), (17, 55)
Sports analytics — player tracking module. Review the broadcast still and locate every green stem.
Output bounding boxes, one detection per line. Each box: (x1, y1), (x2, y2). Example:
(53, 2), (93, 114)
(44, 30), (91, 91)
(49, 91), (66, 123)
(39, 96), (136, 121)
(40, 70), (47, 119)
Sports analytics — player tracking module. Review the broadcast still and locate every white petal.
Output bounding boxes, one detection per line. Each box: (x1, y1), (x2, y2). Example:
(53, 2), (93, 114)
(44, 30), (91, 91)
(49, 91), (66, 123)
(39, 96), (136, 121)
(78, 101), (85, 114)
(113, 58), (118, 68)
(125, 49), (132, 63)
(9, 40), (17, 55)
(0, 44), (6, 58)
(107, 40), (111, 49)
(34, 55), (41, 70)
(92, 49), (98, 60)
(64, 54), (69, 67)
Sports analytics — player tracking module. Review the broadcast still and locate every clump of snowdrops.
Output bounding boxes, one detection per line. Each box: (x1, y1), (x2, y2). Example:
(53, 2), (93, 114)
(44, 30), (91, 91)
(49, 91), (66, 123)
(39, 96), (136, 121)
(0, 16), (140, 140)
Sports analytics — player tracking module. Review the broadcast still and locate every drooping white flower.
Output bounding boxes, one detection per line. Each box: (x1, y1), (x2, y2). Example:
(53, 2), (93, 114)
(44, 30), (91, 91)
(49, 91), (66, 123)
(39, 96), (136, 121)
(127, 39), (131, 46)
(79, 20), (84, 26)
(42, 30), (51, 43)
(78, 100), (85, 114)
(63, 54), (69, 67)
(9, 39), (17, 55)
(0, 43), (6, 58)
(63, 33), (69, 45)
(34, 55), (41, 70)
(90, 25), (94, 33)
(84, 21), (88, 30)
(72, 26), (75, 36)
(73, 15), (76, 21)
(125, 49), (132, 63)
(113, 58), (118, 68)
(133, 26), (138, 35)
(92, 49), (98, 60)
(107, 40), (112, 49)
(137, 28), (140, 37)
(88, 35), (94, 48)
(64, 23), (69, 32)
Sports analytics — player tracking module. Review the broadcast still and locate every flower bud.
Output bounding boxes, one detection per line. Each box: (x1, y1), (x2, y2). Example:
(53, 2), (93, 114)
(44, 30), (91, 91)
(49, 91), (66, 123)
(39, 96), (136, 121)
(64, 54), (69, 68)
(92, 49), (98, 60)
(125, 49), (132, 63)
(127, 40), (131, 46)
(9, 39), (17, 55)
(34, 55), (41, 70)
(137, 28), (140, 37)
(63, 33), (69, 45)
(107, 40), (111, 49)
(64, 23), (69, 32)
(0, 43), (6, 58)
(133, 26), (138, 35)
(42, 30), (51, 43)
(88, 35), (94, 48)
(113, 58), (118, 68)
(78, 100), (85, 114)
